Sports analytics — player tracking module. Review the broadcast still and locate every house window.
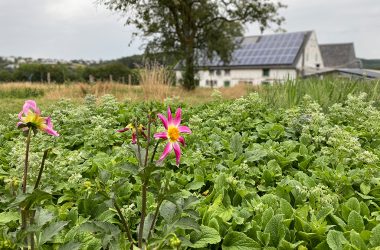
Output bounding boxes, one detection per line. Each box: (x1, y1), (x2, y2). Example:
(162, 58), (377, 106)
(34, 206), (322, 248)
(224, 81), (230, 87)
(216, 69), (221, 76)
(211, 80), (218, 87)
(209, 70), (214, 76)
(263, 69), (270, 77)
(224, 69), (230, 76)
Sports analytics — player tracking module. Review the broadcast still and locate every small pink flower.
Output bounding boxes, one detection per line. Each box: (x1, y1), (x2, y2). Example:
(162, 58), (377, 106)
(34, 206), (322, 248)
(117, 123), (147, 144)
(154, 107), (191, 165)
(17, 100), (59, 136)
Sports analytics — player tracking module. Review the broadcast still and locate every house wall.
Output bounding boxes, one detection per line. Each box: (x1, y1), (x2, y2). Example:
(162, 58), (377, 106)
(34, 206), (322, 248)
(296, 31), (324, 71)
(177, 68), (297, 87)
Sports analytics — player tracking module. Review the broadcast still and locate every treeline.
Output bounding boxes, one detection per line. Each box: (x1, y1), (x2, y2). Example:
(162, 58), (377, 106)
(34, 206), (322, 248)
(0, 63), (140, 84)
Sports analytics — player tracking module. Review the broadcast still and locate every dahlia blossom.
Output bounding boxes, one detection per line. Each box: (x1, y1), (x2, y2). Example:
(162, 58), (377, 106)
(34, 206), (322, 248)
(117, 123), (147, 144)
(154, 107), (191, 165)
(17, 100), (59, 136)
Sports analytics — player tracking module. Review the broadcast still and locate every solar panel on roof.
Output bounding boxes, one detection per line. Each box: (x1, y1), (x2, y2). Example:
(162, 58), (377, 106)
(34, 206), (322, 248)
(198, 31), (307, 67)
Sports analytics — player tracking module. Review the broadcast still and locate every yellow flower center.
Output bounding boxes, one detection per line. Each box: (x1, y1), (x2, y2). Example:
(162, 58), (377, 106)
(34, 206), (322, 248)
(22, 111), (46, 129)
(168, 126), (180, 142)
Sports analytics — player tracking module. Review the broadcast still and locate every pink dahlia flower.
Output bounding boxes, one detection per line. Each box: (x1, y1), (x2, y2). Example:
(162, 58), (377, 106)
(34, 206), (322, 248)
(117, 123), (147, 144)
(17, 100), (59, 136)
(154, 107), (191, 165)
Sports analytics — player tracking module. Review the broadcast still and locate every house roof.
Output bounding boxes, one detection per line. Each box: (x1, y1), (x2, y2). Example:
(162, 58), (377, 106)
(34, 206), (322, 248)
(319, 43), (362, 68)
(198, 31), (312, 69)
(304, 68), (380, 79)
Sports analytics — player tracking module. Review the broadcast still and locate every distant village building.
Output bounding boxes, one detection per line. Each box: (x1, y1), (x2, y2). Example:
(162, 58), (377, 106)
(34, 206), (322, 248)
(319, 43), (362, 68)
(174, 30), (373, 87)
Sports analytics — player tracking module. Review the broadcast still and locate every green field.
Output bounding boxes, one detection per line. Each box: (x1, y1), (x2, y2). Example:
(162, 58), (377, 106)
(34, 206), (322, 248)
(1, 79), (380, 249)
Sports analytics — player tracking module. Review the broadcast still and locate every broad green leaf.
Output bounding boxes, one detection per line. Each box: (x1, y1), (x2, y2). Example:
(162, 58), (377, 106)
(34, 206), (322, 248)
(160, 200), (177, 222)
(191, 225), (221, 248)
(350, 230), (367, 250)
(59, 242), (81, 250)
(370, 224), (380, 247)
(39, 221), (69, 245)
(264, 214), (285, 247)
(346, 198), (360, 213)
(278, 239), (304, 250)
(347, 210), (364, 232)
(186, 181), (205, 190)
(230, 133), (243, 156)
(279, 199), (293, 219)
(0, 211), (19, 224)
(222, 231), (260, 250)
(326, 230), (348, 250)
(176, 217), (200, 231)
(360, 183), (371, 195)
(35, 208), (54, 227)
(261, 207), (274, 229)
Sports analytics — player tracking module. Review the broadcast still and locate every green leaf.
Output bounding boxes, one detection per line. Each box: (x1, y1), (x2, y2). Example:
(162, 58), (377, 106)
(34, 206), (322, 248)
(176, 217), (200, 231)
(350, 230), (367, 250)
(39, 221), (69, 245)
(370, 224), (380, 247)
(190, 225), (221, 248)
(59, 242), (81, 250)
(264, 214), (285, 247)
(360, 183), (371, 195)
(346, 197), (360, 213)
(326, 230), (348, 250)
(347, 210), (364, 232)
(160, 200), (177, 222)
(261, 207), (274, 229)
(0, 211), (19, 225)
(279, 199), (293, 219)
(230, 133), (243, 156)
(246, 148), (267, 162)
(222, 231), (260, 250)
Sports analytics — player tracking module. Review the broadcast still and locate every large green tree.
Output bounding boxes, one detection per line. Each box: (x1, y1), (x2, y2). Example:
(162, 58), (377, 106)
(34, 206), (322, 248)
(100, 0), (285, 90)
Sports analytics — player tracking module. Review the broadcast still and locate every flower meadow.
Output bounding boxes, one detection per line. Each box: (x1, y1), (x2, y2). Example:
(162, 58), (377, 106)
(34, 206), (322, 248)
(0, 93), (380, 249)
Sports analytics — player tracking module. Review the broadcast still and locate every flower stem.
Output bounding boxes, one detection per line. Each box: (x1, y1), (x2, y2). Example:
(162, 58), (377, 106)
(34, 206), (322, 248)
(113, 199), (134, 248)
(135, 122), (142, 167)
(34, 149), (49, 190)
(22, 129), (32, 194)
(138, 181), (147, 249)
(143, 115), (151, 167)
(150, 141), (160, 164)
(21, 128), (32, 250)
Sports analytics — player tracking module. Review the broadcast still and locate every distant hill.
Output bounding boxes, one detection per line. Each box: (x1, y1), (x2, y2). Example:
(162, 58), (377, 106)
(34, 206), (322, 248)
(361, 59), (380, 70)
(104, 53), (178, 69)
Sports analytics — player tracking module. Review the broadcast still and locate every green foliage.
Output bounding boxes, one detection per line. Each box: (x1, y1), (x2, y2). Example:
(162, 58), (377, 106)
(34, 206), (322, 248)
(0, 92), (380, 248)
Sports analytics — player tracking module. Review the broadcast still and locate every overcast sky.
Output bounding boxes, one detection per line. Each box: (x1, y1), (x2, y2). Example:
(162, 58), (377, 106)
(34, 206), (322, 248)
(0, 0), (379, 60)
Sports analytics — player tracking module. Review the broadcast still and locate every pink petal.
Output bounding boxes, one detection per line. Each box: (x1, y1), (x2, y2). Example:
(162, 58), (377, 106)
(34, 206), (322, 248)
(117, 127), (130, 133)
(45, 117), (52, 127)
(154, 132), (168, 140)
(179, 126), (191, 134)
(178, 136), (185, 146)
(22, 100), (40, 116)
(131, 133), (137, 144)
(18, 111), (23, 120)
(43, 127), (59, 136)
(167, 107), (173, 125)
(173, 142), (181, 166)
(174, 108), (182, 126)
(43, 117), (59, 136)
(17, 121), (23, 127)
(157, 114), (168, 129)
(158, 142), (172, 162)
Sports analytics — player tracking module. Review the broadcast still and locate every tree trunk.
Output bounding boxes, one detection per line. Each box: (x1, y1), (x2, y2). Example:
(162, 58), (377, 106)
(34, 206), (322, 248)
(183, 47), (196, 90)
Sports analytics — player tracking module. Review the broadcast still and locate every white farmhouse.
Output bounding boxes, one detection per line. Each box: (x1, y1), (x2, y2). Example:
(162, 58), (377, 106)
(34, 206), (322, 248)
(175, 31), (324, 87)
